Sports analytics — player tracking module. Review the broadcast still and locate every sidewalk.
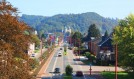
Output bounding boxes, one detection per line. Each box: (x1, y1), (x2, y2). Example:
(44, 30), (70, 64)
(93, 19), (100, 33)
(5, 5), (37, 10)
(36, 45), (61, 79)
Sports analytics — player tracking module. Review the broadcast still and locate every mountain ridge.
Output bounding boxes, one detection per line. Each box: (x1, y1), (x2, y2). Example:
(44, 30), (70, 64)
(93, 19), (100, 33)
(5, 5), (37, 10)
(20, 12), (118, 34)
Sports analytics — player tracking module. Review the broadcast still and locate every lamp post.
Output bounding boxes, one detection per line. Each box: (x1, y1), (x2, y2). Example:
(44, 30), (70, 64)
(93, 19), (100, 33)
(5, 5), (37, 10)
(115, 44), (118, 79)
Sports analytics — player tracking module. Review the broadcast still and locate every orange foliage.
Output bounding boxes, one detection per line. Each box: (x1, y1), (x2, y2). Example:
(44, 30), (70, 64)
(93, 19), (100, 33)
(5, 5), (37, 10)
(0, 0), (34, 79)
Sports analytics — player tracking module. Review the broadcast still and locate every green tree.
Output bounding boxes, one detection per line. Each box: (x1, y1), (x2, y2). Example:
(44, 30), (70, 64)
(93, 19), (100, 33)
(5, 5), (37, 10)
(65, 65), (73, 76)
(72, 31), (82, 47)
(113, 14), (134, 72)
(87, 24), (101, 40)
(104, 30), (108, 37)
(31, 34), (40, 47)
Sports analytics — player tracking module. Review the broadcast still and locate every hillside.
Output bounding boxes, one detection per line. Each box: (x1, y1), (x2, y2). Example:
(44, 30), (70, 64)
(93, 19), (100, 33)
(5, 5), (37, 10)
(20, 12), (118, 34)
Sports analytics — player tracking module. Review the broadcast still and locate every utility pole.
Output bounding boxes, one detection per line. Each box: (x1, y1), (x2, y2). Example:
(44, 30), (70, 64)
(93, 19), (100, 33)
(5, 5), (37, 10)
(115, 44), (118, 79)
(40, 39), (43, 62)
(78, 40), (80, 60)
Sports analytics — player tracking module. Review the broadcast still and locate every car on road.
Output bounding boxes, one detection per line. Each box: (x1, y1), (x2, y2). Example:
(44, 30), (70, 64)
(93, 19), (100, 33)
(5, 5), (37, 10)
(57, 51), (62, 57)
(76, 71), (83, 77)
(54, 68), (60, 73)
(60, 48), (62, 50)
(68, 46), (72, 50)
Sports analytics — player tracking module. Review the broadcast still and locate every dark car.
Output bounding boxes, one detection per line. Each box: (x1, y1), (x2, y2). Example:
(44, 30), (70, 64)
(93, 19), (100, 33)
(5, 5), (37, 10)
(54, 68), (60, 73)
(68, 46), (72, 50)
(60, 48), (62, 50)
(76, 71), (83, 77)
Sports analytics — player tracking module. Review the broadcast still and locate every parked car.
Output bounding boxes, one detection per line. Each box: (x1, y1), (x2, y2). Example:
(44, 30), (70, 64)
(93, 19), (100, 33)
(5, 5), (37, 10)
(80, 56), (88, 60)
(76, 71), (83, 77)
(58, 51), (62, 57)
(31, 53), (35, 57)
(54, 68), (60, 73)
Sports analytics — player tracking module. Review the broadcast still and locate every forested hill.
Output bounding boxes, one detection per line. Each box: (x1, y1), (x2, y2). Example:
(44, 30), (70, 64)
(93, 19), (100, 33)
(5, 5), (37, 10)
(20, 12), (118, 34)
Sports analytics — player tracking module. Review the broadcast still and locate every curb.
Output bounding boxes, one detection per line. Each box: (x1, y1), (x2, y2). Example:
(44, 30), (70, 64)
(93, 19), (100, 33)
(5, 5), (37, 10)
(36, 48), (57, 78)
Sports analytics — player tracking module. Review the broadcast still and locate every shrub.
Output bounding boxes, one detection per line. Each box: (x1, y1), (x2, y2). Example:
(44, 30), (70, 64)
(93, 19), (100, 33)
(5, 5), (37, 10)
(65, 65), (73, 76)
(29, 58), (39, 70)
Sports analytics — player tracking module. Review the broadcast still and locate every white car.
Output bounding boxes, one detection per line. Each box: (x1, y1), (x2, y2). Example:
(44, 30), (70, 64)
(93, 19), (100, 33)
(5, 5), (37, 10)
(80, 56), (88, 60)
(58, 52), (62, 57)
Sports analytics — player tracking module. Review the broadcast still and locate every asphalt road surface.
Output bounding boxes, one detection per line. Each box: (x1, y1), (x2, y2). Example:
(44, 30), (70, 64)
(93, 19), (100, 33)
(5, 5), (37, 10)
(41, 45), (95, 79)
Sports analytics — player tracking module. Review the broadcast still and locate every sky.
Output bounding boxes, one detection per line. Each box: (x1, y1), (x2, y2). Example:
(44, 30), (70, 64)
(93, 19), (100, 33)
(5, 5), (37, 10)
(7, 0), (134, 19)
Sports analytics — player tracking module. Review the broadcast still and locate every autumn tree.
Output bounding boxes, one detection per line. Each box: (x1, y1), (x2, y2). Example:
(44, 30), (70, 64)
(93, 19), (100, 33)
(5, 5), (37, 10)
(0, 0), (34, 79)
(113, 14), (134, 72)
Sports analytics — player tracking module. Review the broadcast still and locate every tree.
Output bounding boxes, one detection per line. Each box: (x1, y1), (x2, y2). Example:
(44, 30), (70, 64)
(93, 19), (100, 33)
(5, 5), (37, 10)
(65, 65), (73, 76)
(86, 24), (101, 40)
(113, 14), (134, 72)
(72, 31), (82, 47)
(104, 30), (108, 37)
(31, 34), (40, 47)
(0, 0), (33, 79)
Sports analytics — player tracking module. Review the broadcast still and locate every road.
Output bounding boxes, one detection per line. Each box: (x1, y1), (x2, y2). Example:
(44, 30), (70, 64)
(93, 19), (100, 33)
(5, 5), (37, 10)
(41, 45), (93, 79)
(39, 43), (124, 79)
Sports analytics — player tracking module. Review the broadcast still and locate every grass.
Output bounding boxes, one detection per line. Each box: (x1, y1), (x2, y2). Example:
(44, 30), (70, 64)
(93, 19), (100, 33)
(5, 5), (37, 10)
(101, 71), (133, 79)
(34, 49), (40, 53)
(63, 73), (72, 79)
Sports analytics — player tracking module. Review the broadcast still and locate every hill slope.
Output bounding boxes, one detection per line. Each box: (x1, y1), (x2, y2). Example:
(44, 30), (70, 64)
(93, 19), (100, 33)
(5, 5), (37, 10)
(20, 12), (118, 34)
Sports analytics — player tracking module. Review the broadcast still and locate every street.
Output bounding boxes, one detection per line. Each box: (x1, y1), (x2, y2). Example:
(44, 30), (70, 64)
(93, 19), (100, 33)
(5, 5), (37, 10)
(41, 45), (94, 79)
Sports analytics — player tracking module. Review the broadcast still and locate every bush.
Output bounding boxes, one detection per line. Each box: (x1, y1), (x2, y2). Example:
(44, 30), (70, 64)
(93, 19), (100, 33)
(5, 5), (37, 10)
(65, 65), (73, 76)
(29, 58), (39, 70)
(63, 75), (72, 79)
(85, 52), (96, 61)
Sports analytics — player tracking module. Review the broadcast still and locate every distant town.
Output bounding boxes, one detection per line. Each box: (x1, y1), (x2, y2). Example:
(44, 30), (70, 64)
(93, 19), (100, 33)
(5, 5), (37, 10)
(0, 0), (134, 79)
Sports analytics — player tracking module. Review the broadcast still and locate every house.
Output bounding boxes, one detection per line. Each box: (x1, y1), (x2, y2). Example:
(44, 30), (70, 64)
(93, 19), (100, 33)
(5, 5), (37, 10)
(87, 32), (115, 65)
(27, 29), (37, 56)
(28, 43), (35, 55)
(88, 37), (101, 56)
(98, 34), (115, 62)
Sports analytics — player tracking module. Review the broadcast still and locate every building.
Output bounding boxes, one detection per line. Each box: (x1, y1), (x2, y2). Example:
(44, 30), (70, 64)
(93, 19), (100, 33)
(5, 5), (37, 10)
(98, 34), (115, 63)
(27, 29), (37, 55)
(87, 33), (115, 65)
(88, 37), (101, 56)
